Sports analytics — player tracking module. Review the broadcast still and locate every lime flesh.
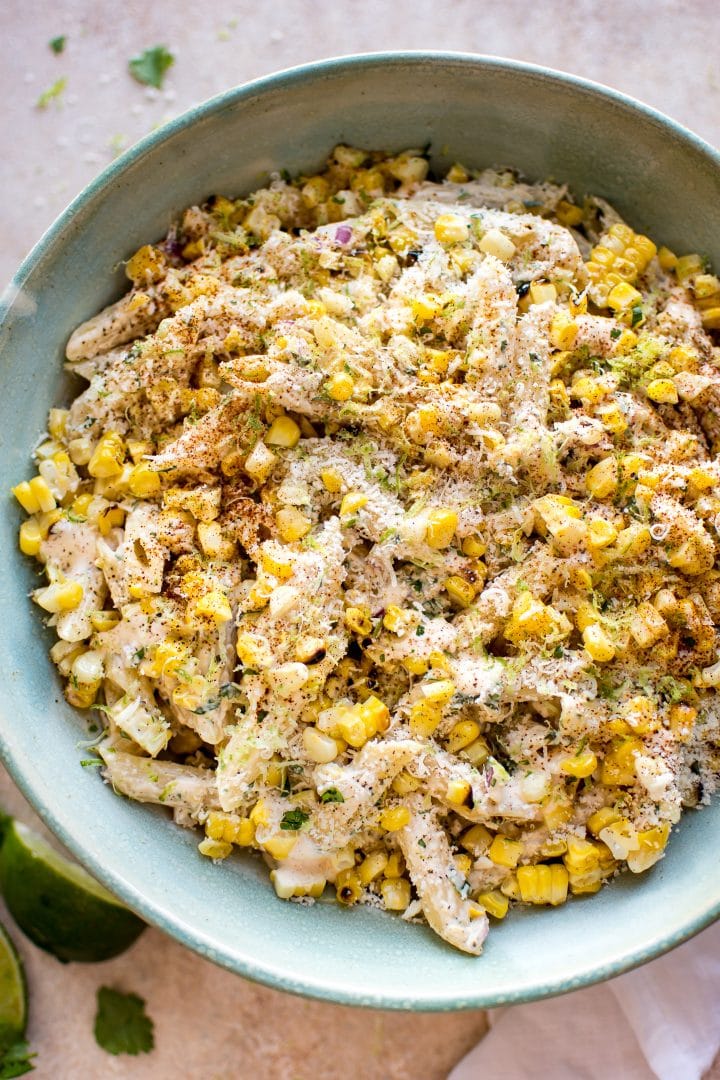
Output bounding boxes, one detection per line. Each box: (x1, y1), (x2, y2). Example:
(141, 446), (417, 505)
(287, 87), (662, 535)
(0, 820), (144, 963)
(0, 919), (27, 1054)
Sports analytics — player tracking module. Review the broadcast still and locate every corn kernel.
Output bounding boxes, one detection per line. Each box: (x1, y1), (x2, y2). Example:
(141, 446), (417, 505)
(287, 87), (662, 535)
(487, 835), (523, 868)
(19, 519), (43, 557)
(34, 580), (84, 613)
(550, 311), (579, 350)
(556, 200), (584, 227)
(658, 246), (677, 271)
(198, 837), (233, 860)
(244, 441), (277, 484)
(600, 738), (642, 786)
(425, 508), (458, 549)
(477, 890), (509, 919)
(276, 507), (311, 542)
(384, 852), (405, 878)
(379, 806), (411, 832)
(646, 378), (679, 404)
(560, 748), (598, 778)
(358, 851), (389, 885)
(587, 518), (618, 549)
(586, 457), (618, 498)
(587, 807), (622, 836)
(598, 818), (640, 860)
(320, 467), (343, 493)
(478, 228), (516, 261)
(582, 624), (615, 663)
(517, 864), (569, 905)
(325, 371), (355, 402)
(263, 833), (298, 861)
(630, 603), (669, 649)
(194, 589), (232, 623)
(444, 575), (475, 608)
(434, 213), (471, 245)
(266, 415), (301, 448)
(446, 779), (471, 805)
(128, 462), (161, 498)
(88, 432), (125, 478)
(461, 824), (493, 857)
(344, 606), (372, 636)
(380, 877), (411, 911)
(446, 720), (481, 754)
(607, 282), (642, 311)
(340, 491), (368, 517)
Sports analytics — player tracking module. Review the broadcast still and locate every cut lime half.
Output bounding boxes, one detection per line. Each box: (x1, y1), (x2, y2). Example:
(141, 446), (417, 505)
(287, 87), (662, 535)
(0, 820), (145, 963)
(0, 919), (27, 1055)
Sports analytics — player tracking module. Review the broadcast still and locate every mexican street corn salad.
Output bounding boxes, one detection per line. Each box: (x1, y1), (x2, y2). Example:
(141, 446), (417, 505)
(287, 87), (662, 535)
(12, 146), (720, 955)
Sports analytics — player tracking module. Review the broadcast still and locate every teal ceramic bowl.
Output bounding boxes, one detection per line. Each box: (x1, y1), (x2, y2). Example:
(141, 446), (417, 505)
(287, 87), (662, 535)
(1, 53), (719, 1010)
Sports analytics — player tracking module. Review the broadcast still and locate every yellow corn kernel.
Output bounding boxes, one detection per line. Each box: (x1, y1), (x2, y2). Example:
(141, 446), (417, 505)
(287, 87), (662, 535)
(487, 835), (523, 868)
(319, 467), (342, 494)
(434, 213), (470, 245)
(675, 253), (704, 281)
(598, 818), (640, 860)
(263, 833), (298, 861)
(89, 610), (120, 632)
(444, 575), (475, 608)
(462, 738), (490, 768)
(97, 505), (125, 537)
(630, 602), (669, 649)
(325, 371), (355, 402)
(425, 508), (458, 549)
(500, 873), (521, 900)
(28, 476), (57, 513)
(646, 378), (679, 404)
(658, 246), (677, 271)
(198, 837), (233, 860)
(382, 605), (412, 634)
(266, 415), (301, 448)
(383, 852), (405, 879)
(600, 738), (642, 786)
(380, 877), (411, 911)
(197, 521), (235, 561)
(587, 518), (618, 549)
(248, 798), (269, 828)
(582, 624), (615, 663)
(627, 823), (670, 874)
(344, 606), (372, 636)
(587, 806), (622, 837)
(556, 200), (584, 227)
(127, 461), (161, 498)
(542, 792), (573, 830)
(358, 695), (391, 737)
(669, 704), (697, 742)
(410, 294), (445, 322)
(461, 534), (486, 558)
(339, 491), (368, 517)
(607, 282), (642, 311)
(563, 837), (600, 875)
(276, 507), (311, 542)
(12, 481), (40, 514)
(586, 457), (618, 498)
(236, 632), (272, 670)
(622, 696), (659, 735)
(446, 163), (470, 183)
(358, 851), (389, 885)
(335, 709), (368, 749)
(560, 748), (598, 778)
(453, 853), (473, 876)
(529, 281), (558, 305)
(244, 441), (277, 484)
(460, 824), (493, 857)
(126, 244), (164, 283)
(478, 228), (516, 261)
(194, 589), (232, 623)
(403, 657), (430, 678)
(477, 890), (510, 919)
(391, 771), (421, 797)
(446, 779), (471, 805)
(379, 806), (411, 832)
(550, 310), (579, 350)
(408, 700), (442, 738)
(88, 432), (125, 478)
(34, 580), (83, 613)
(700, 307), (720, 330)
(19, 518), (43, 557)
(302, 724), (337, 765)
(517, 864), (569, 905)
(446, 720), (481, 754)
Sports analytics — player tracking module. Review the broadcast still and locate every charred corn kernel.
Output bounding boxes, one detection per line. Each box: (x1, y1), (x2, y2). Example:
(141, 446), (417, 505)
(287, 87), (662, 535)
(194, 590), (232, 623)
(646, 378), (678, 404)
(630, 603), (668, 649)
(478, 228), (516, 261)
(550, 310), (579, 349)
(379, 806), (411, 832)
(517, 864), (569, 905)
(461, 534), (486, 558)
(127, 461), (161, 498)
(488, 835), (523, 868)
(598, 818), (640, 860)
(601, 738), (642, 786)
(657, 246), (677, 271)
(263, 833), (298, 861)
(607, 282), (642, 311)
(477, 890), (509, 919)
(245, 442), (277, 484)
(560, 748), (598, 778)
(444, 575), (475, 608)
(380, 877), (411, 911)
(320, 467), (343, 494)
(586, 457), (618, 498)
(344, 606), (372, 636)
(276, 507), (311, 542)
(358, 851), (389, 885)
(622, 696), (659, 735)
(446, 720), (481, 754)
(325, 371), (355, 401)
(266, 415), (301, 448)
(34, 580), (83, 613)
(675, 253), (704, 281)
(587, 518), (618, 549)
(434, 212), (470, 245)
(587, 807), (622, 836)
(460, 824), (493, 857)
(384, 852), (405, 879)
(19, 518), (43, 556)
(198, 837), (233, 860)
(88, 432), (125, 478)
(425, 508), (458, 549)
(89, 610), (120, 632)
(295, 636), (325, 664)
(358, 696), (391, 736)
(462, 738), (490, 767)
(446, 779), (471, 805)
(556, 199), (584, 227)
(340, 491), (368, 517)
(335, 868), (363, 905)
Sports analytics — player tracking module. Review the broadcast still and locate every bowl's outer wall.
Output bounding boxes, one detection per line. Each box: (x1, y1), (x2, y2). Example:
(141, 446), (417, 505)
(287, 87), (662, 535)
(1, 55), (719, 1009)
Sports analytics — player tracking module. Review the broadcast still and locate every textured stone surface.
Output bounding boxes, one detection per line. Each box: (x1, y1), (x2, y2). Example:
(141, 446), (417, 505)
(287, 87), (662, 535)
(2, 1), (720, 1076)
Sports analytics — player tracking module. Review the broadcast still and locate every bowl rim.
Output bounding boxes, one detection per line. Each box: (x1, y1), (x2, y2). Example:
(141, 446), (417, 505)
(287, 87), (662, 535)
(2, 50), (720, 1011)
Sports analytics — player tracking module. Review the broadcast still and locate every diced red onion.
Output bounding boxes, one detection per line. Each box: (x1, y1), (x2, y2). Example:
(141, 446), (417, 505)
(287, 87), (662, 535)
(335, 224), (352, 245)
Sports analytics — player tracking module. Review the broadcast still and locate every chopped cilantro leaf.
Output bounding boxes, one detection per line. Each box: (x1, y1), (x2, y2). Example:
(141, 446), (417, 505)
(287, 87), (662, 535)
(418, 838), (426, 848)
(128, 45), (175, 89)
(36, 77), (66, 109)
(94, 988), (154, 1056)
(319, 788), (345, 804)
(280, 808), (309, 831)
(0, 1041), (36, 1077)
(630, 303), (644, 328)
(610, 327), (622, 340)
(415, 625), (425, 636)
(49, 35), (66, 54)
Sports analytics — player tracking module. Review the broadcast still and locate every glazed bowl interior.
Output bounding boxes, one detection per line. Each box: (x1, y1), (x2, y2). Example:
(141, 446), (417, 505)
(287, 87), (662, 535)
(1, 53), (719, 1010)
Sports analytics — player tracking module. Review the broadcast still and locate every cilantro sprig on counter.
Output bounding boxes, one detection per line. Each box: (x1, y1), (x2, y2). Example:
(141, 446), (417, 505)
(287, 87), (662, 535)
(128, 45), (175, 89)
(94, 988), (154, 1056)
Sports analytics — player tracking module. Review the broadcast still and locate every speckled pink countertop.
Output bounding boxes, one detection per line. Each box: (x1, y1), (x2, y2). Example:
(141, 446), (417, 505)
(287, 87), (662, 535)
(2, 2), (720, 1076)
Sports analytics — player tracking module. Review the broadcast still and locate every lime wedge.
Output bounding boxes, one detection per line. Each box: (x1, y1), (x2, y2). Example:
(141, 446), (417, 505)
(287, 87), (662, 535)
(0, 820), (145, 963)
(0, 919), (27, 1055)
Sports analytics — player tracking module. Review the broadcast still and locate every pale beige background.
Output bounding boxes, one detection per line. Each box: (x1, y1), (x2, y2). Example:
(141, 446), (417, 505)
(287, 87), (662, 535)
(2, 1), (720, 1077)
